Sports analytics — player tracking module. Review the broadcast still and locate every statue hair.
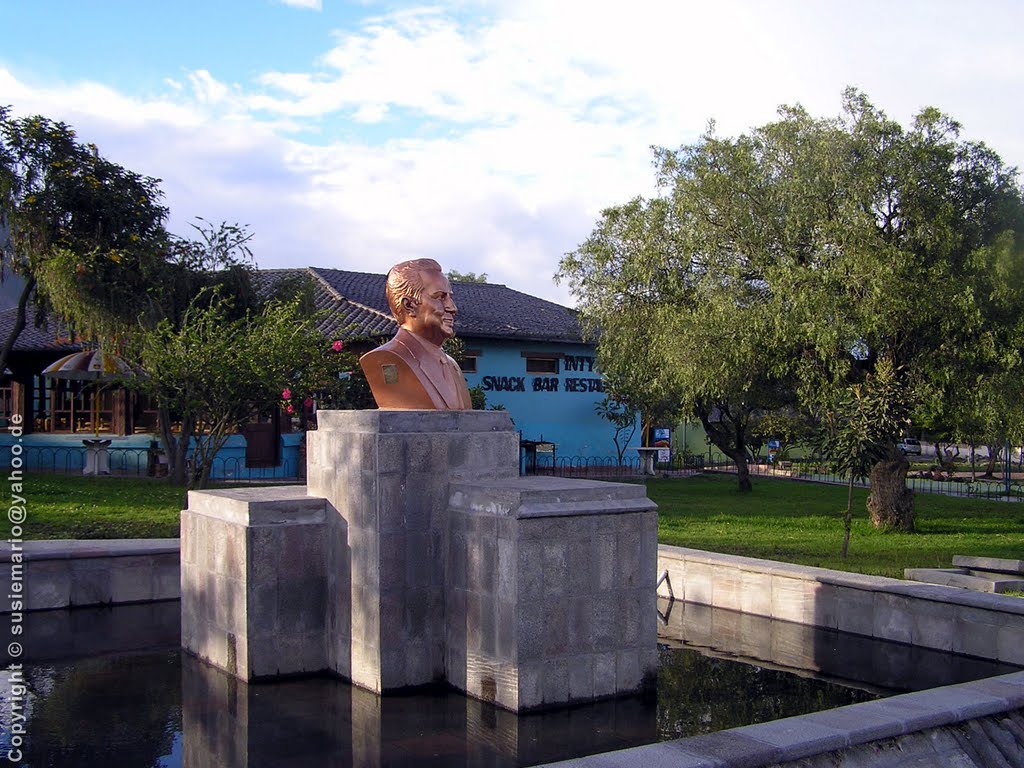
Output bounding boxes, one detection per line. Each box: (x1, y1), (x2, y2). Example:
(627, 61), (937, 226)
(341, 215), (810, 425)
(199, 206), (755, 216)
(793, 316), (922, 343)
(385, 258), (444, 323)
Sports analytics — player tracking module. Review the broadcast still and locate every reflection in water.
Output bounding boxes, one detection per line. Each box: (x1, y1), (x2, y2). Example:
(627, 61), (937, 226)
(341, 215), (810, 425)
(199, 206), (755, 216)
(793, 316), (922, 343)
(2, 600), (1019, 767)
(657, 597), (1020, 694)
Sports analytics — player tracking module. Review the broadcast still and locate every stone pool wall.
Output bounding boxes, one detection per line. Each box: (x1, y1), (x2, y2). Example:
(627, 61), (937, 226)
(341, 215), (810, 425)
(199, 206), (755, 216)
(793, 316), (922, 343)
(0, 538), (179, 610)
(657, 545), (1024, 667)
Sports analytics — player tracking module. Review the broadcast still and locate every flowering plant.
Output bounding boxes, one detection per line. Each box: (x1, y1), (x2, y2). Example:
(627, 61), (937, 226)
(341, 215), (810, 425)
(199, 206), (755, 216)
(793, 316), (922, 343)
(279, 338), (372, 423)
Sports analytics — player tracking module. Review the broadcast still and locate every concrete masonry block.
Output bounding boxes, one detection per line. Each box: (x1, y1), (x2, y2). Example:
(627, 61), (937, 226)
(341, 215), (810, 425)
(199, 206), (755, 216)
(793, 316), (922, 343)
(278, 575), (326, 634)
(542, 539), (569, 599)
(153, 559), (181, 601)
(517, 661), (543, 710)
(566, 594), (594, 652)
(542, 599), (570, 656)
(684, 560), (714, 606)
(542, 657), (568, 704)
(376, 475), (406, 533)
(447, 647), (468, 691)
(770, 574), (816, 625)
(711, 562), (743, 612)
(379, 647), (407, 689)
(592, 593), (620, 652)
(834, 585), (874, 637)
(468, 534), (498, 594)
(615, 649), (642, 692)
(496, 537), (517, 604)
(615, 529), (642, 589)
(568, 654), (595, 702)
(495, 600), (516, 660)
(907, 600), (956, 652)
(378, 533), (406, 589)
(108, 556), (155, 604)
(516, 540), (543, 602)
(375, 434), (408, 476)
(24, 559), (71, 610)
(997, 624), (1024, 665)
(617, 593), (642, 648)
(593, 652), (617, 698)
(595, 534), (617, 593)
(69, 558), (111, 607)
(954, 604), (1003, 658)
(738, 566), (773, 617)
(516, 598), (545, 660)
(873, 592), (914, 644)
(404, 531), (432, 588)
(567, 538), (594, 596)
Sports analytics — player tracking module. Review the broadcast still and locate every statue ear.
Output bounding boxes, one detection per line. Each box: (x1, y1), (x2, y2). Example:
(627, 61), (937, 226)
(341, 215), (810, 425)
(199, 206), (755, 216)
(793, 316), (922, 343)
(401, 296), (418, 317)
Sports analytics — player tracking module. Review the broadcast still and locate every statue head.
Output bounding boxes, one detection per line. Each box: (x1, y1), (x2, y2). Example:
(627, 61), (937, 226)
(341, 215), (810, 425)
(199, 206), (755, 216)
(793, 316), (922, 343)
(385, 258), (458, 346)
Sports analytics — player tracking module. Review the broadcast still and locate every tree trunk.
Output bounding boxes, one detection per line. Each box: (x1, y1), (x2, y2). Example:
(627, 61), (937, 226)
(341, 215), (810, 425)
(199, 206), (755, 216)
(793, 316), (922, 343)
(842, 473), (854, 559)
(735, 455), (752, 492)
(699, 407), (753, 492)
(982, 445), (999, 479)
(0, 276), (35, 377)
(867, 459), (915, 531)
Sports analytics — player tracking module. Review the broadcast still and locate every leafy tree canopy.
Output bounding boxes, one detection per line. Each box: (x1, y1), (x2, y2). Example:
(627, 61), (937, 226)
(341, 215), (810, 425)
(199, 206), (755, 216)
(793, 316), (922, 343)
(560, 88), (1024, 516)
(446, 269), (488, 283)
(0, 106), (168, 363)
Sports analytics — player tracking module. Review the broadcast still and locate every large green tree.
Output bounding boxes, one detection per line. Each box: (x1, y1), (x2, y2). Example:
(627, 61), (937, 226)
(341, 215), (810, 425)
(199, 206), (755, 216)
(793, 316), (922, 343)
(561, 89), (1024, 524)
(0, 106), (168, 361)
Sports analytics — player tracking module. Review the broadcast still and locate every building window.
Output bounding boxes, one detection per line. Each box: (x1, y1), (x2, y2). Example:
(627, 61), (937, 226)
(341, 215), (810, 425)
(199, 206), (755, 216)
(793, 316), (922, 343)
(0, 381), (12, 422)
(523, 353), (560, 375)
(461, 350), (480, 374)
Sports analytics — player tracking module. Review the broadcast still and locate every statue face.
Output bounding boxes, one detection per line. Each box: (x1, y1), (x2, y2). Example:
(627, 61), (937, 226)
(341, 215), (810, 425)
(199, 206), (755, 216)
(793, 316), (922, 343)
(402, 270), (457, 346)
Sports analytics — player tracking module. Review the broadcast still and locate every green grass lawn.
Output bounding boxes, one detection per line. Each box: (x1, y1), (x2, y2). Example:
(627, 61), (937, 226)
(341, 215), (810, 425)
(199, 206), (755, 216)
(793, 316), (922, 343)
(650, 474), (1024, 578)
(2, 472), (1021, 581)
(2, 475), (187, 540)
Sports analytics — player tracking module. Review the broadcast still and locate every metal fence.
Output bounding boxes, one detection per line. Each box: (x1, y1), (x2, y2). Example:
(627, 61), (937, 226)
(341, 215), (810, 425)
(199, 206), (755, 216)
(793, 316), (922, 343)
(4, 441), (1020, 500)
(0, 444), (304, 483)
(702, 457), (1024, 501)
(528, 453), (706, 480)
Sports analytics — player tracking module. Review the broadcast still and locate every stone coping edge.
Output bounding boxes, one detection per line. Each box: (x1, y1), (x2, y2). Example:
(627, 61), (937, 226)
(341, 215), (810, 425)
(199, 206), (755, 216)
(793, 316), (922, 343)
(659, 544), (1024, 617)
(0, 538), (180, 562)
(540, 671), (1024, 767)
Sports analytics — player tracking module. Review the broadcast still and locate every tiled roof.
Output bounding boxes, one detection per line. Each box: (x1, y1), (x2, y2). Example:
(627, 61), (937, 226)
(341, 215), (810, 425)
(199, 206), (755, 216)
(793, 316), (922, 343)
(0, 305), (80, 352)
(0, 267), (584, 352)
(310, 267), (583, 343)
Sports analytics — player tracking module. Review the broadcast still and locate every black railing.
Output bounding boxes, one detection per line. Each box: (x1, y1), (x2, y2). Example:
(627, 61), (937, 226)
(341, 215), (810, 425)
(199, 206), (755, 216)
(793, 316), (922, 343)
(701, 457), (1024, 501)
(0, 444), (304, 483)
(527, 453), (705, 479)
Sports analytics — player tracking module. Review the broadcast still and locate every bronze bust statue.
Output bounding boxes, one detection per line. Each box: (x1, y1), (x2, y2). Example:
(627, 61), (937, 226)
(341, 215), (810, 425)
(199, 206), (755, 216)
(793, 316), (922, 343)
(360, 259), (474, 410)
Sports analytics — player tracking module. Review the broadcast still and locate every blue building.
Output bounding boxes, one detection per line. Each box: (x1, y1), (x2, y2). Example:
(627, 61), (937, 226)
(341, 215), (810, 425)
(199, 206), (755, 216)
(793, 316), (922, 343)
(0, 267), (632, 477)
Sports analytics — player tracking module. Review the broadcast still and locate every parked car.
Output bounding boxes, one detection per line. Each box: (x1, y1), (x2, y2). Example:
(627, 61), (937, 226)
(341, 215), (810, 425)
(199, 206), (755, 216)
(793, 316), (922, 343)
(898, 438), (922, 456)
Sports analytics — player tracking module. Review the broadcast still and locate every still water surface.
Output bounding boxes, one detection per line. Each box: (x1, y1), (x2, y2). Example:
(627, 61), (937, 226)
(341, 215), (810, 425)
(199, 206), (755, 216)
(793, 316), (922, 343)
(1, 599), (1017, 767)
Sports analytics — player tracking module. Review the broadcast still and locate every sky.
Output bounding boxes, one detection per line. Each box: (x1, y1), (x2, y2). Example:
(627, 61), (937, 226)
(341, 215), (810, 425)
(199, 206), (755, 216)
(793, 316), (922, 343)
(3, 1), (1024, 305)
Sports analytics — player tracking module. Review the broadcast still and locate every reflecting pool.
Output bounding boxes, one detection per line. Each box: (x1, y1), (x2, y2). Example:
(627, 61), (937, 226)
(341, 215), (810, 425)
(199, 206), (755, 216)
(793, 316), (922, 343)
(1, 599), (1018, 767)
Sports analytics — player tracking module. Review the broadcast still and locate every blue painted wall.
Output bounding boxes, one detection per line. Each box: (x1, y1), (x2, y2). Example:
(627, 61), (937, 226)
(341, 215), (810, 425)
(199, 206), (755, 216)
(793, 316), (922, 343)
(463, 339), (635, 460)
(0, 339), (629, 478)
(0, 431), (305, 481)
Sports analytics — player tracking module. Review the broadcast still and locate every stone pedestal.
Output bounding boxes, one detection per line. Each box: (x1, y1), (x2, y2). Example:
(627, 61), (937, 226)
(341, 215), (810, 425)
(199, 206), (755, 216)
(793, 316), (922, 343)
(447, 476), (659, 711)
(181, 409), (659, 711)
(180, 486), (328, 680)
(304, 410), (518, 692)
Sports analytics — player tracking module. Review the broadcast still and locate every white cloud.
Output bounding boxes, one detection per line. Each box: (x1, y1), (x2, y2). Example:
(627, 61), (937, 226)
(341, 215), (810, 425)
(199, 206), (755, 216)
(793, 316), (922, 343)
(4, 0), (1024, 307)
(278, 0), (322, 10)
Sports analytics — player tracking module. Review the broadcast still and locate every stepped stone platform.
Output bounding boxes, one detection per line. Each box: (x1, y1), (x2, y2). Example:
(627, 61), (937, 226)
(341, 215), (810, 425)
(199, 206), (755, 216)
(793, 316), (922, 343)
(906, 556), (1024, 594)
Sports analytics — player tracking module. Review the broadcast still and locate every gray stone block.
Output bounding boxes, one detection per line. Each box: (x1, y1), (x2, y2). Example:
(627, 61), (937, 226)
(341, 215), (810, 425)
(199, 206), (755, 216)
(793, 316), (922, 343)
(542, 657), (568, 704)
(568, 654), (595, 701)
(593, 652), (617, 698)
